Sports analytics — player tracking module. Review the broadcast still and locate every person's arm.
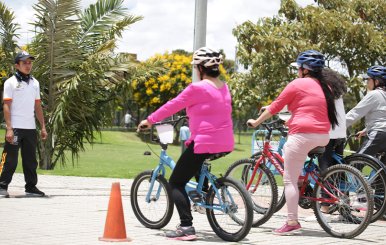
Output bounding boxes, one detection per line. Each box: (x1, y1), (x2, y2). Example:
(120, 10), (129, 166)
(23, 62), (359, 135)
(247, 81), (295, 128)
(3, 101), (13, 143)
(147, 84), (198, 124)
(346, 92), (374, 128)
(3, 80), (14, 143)
(247, 109), (273, 128)
(35, 100), (47, 140)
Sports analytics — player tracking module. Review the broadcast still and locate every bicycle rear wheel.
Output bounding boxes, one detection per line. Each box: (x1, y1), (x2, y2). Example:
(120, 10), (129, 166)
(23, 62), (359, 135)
(225, 158), (278, 227)
(206, 176), (253, 242)
(130, 170), (174, 229)
(345, 155), (386, 222)
(313, 165), (373, 238)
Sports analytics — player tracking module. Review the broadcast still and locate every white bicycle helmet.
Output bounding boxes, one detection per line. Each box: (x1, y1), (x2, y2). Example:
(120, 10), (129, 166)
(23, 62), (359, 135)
(191, 47), (223, 67)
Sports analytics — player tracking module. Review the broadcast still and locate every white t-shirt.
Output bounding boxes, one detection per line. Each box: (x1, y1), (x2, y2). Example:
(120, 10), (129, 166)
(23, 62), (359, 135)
(330, 97), (346, 139)
(124, 113), (132, 124)
(3, 75), (41, 129)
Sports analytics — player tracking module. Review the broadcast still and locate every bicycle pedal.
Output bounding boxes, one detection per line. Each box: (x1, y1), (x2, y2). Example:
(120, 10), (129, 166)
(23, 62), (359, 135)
(192, 204), (206, 214)
(188, 190), (202, 203)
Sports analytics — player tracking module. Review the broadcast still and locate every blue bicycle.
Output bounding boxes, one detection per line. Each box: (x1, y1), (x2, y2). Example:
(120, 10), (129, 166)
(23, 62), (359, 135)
(247, 118), (386, 222)
(130, 117), (254, 242)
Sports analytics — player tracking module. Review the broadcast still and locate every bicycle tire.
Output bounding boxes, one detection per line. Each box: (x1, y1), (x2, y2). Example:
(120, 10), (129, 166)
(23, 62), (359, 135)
(206, 176), (253, 242)
(225, 158), (278, 227)
(251, 151), (286, 212)
(130, 170), (174, 229)
(345, 155), (386, 222)
(312, 165), (373, 238)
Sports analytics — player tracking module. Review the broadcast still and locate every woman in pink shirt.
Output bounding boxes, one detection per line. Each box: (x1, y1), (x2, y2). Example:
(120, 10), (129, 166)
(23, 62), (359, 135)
(138, 47), (234, 240)
(247, 50), (338, 235)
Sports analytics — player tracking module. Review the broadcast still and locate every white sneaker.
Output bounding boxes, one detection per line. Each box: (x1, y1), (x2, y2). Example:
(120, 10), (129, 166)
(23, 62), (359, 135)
(326, 214), (345, 222)
(304, 215), (317, 222)
(352, 201), (368, 211)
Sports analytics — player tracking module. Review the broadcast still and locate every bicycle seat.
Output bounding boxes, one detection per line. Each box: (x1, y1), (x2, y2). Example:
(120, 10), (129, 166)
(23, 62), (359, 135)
(308, 146), (325, 157)
(207, 152), (230, 161)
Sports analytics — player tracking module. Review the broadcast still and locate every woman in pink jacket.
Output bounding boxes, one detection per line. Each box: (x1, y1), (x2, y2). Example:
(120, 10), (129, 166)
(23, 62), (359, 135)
(247, 50), (338, 235)
(138, 47), (234, 240)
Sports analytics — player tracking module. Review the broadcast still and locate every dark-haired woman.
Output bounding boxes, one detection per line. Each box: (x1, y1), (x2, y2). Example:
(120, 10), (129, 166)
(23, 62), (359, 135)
(247, 50), (337, 235)
(138, 47), (234, 240)
(318, 68), (347, 173)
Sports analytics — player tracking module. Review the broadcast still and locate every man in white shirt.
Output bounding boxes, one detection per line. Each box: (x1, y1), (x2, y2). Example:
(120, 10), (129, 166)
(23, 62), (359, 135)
(179, 121), (190, 153)
(0, 51), (47, 197)
(124, 112), (132, 129)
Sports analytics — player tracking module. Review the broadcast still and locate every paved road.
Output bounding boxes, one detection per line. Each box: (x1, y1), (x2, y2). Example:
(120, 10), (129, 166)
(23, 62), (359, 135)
(1, 174), (385, 244)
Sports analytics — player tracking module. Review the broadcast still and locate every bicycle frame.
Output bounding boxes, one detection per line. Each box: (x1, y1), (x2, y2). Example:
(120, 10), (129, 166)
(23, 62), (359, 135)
(251, 146), (343, 204)
(146, 139), (231, 212)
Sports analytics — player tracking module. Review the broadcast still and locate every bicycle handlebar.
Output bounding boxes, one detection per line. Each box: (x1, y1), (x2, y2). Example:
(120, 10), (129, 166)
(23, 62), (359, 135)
(152, 116), (188, 127)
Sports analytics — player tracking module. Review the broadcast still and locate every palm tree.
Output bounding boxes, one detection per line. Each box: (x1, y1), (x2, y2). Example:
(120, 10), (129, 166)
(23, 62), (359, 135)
(0, 2), (19, 77)
(29, 0), (165, 169)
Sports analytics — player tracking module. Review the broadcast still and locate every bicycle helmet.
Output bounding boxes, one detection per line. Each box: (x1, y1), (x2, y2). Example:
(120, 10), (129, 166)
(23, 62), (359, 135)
(191, 47), (223, 67)
(365, 65), (386, 80)
(291, 50), (325, 71)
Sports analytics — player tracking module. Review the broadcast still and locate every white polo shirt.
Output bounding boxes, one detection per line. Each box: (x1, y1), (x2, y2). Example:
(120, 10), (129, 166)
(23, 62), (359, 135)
(3, 75), (41, 129)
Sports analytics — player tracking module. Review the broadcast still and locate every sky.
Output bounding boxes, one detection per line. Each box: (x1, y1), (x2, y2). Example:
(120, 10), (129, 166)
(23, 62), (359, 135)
(4, 0), (315, 61)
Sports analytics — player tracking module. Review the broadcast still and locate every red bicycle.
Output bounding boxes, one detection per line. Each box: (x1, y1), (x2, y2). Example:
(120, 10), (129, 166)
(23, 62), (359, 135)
(226, 119), (374, 238)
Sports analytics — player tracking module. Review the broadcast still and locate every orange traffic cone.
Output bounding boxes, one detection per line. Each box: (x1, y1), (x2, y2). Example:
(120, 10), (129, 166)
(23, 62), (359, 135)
(99, 182), (131, 242)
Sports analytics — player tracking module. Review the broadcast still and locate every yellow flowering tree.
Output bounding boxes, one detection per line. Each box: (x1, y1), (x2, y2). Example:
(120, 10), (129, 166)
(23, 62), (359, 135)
(132, 50), (231, 110)
(132, 51), (193, 109)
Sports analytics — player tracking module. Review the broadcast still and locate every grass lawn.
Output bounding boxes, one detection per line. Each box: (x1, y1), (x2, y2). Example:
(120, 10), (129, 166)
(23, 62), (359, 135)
(0, 129), (255, 179)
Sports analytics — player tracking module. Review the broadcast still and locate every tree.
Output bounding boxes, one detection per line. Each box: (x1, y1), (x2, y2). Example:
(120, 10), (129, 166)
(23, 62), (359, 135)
(133, 50), (231, 112)
(27, 0), (165, 169)
(0, 2), (19, 80)
(132, 51), (193, 110)
(233, 0), (385, 147)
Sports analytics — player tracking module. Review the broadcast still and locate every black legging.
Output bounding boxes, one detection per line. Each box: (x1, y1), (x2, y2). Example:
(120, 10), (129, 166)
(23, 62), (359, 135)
(169, 142), (212, 227)
(358, 130), (386, 165)
(318, 138), (345, 173)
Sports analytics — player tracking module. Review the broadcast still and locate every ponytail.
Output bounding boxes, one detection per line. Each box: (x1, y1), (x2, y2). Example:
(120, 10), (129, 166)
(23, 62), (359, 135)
(308, 69), (338, 129)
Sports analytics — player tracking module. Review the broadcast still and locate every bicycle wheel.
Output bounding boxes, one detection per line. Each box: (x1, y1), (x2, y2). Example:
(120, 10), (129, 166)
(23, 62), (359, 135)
(345, 155), (386, 222)
(225, 158), (278, 227)
(313, 165), (373, 238)
(251, 151), (285, 212)
(130, 170), (174, 229)
(206, 176), (253, 242)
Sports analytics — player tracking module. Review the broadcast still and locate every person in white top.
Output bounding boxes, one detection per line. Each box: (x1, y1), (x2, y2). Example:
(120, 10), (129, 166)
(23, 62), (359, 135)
(124, 111), (132, 129)
(0, 51), (47, 198)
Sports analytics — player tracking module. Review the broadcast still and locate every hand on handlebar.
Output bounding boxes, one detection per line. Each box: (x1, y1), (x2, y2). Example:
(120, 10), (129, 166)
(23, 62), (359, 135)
(355, 130), (366, 140)
(259, 106), (267, 114)
(137, 119), (152, 132)
(247, 119), (259, 128)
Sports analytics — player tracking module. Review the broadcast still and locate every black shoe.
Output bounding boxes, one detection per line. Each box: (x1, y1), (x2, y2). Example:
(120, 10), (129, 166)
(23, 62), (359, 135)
(25, 187), (45, 197)
(0, 188), (9, 198)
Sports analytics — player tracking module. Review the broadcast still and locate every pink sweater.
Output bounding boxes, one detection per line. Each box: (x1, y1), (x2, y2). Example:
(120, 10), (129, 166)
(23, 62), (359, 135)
(147, 80), (234, 154)
(267, 78), (330, 135)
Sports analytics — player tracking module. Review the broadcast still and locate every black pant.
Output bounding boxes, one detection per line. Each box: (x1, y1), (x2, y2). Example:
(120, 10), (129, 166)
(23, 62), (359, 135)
(358, 130), (386, 165)
(318, 138), (345, 173)
(0, 129), (38, 190)
(169, 142), (213, 227)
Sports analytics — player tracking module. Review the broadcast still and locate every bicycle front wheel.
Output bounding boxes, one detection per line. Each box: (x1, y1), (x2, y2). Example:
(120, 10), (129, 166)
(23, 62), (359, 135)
(252, 151), (286, 212)
(206, 176), (253, 242)
(130, 170), (174, 229)
(345, 155), (386, 222)
(313, 165), (373, 238)
(225, 158), (278, 227)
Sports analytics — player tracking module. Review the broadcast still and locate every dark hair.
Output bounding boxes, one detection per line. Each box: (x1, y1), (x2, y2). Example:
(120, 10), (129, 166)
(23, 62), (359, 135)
(306, 68), (339, 129)
(321, 68), (347, 99)
(198, 64), (220, 78)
